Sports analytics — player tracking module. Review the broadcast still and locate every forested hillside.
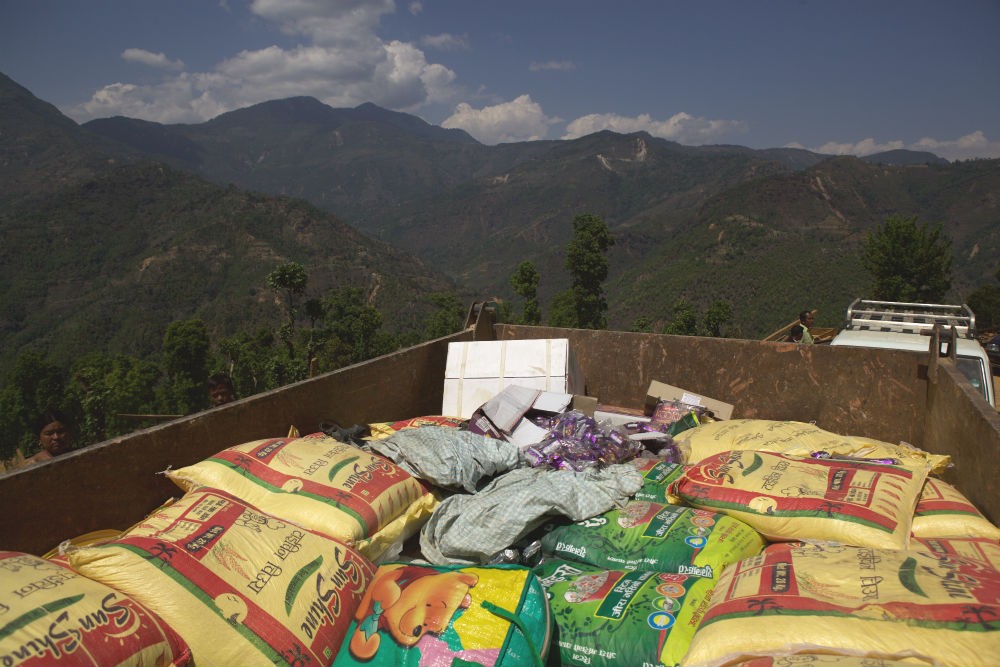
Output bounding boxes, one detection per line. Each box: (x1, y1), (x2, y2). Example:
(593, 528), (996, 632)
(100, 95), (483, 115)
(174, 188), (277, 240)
(81, 93), (1000, 335)
(3, 70), (999, 460)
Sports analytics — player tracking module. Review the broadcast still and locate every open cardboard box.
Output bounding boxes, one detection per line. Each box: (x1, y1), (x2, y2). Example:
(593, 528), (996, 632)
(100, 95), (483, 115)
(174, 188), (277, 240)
(466, 384), (597, 449)
(644, 380), (734, 420)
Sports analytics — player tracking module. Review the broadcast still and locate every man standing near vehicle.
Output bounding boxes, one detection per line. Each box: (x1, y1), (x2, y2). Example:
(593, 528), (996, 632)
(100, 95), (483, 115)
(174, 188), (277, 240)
(798, 310), (815, 344)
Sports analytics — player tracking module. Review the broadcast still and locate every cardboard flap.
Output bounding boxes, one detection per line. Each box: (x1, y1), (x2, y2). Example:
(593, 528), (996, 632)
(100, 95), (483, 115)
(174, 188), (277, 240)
(480, 385), (544, 432)
(645, 380), (734, 420)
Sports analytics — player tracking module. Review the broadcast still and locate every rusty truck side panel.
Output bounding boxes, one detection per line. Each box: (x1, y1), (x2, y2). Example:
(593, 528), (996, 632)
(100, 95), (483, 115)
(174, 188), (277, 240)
(1, 317), (997, 556)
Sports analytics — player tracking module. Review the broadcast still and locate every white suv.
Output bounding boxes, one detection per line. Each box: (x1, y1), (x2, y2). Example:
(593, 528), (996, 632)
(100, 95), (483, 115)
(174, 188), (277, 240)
(830, 299), (995, 408)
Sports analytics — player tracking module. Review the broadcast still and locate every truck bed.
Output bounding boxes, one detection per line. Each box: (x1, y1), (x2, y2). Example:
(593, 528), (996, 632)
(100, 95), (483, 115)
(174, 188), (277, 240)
(2, 307), (998, 556)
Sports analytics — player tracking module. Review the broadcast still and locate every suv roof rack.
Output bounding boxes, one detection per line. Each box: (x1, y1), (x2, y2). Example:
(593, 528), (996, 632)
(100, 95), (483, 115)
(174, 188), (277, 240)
(843, 299), (977, 338)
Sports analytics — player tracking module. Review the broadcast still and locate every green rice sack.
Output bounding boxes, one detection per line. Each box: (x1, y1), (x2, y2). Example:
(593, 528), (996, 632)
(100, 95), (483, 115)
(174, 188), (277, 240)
(534, 559), (716, 667)
(541, 500), (765, 579)
(630, 458), (687, 504)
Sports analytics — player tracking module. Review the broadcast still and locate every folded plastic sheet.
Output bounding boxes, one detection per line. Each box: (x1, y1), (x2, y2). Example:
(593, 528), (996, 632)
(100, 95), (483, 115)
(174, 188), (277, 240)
(420, 464), (643, 565)
(368, 426), (523, 493)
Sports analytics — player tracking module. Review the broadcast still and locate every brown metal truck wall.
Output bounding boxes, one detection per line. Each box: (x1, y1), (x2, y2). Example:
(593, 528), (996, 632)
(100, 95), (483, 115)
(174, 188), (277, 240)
(2, 322), (997, 556)
(0, 332), (471, 556)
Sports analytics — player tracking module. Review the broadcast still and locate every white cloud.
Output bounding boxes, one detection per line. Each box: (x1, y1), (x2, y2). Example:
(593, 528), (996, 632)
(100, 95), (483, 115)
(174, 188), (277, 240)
(408, 1), (422, 14)
(420, 33), (469, 51)
(804, 131), (1000, 161)
(442, 95), (559, 144)
(563, 111), (747, 145)
(529, 60), (575, 72)
(69, 0), (458, 123)
(912, 131), (1000, 161)
(812, 137), (904, 157)
(121, 48), (185, 71)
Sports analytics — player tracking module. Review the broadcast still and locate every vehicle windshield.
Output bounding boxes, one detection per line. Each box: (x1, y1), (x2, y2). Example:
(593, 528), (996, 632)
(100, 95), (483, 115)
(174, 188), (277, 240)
(956, 356), (990, 402)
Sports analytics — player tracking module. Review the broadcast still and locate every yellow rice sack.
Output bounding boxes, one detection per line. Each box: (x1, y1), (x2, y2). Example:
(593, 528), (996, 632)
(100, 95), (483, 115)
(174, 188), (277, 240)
(668, 450), (928, 550)
(911, 536), (1000, 572)
(0, 550), (191, 667)
(673, 419), (950, 473)
(910, 477), (1000, 541)
(165, 432), (438, 560)
(366, 415), (467, 440)
(683, 541), (1000, 667)
(730, 656), (933, 666)
(68, 489), (376, 667)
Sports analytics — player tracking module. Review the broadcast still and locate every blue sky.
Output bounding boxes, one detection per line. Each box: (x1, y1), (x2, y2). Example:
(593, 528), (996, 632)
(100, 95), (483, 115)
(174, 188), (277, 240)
(2, 0), (999, 160)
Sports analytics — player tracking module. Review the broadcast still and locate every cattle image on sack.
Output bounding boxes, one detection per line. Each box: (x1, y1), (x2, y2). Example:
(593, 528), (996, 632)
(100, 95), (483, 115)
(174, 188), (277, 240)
(68, 489), (375, 667)
(332, 562), (550, 667)
(0, 551), (191, 667)
(540, 500), (764, 578)
(533, 558), (715, 667)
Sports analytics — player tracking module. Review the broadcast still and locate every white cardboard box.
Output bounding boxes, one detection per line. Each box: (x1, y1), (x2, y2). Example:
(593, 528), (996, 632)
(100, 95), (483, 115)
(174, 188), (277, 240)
(442, 338), (585, 419)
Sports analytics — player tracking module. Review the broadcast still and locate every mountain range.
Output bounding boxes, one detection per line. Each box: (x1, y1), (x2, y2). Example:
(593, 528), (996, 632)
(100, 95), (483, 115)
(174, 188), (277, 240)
(2, 70), (999, 374)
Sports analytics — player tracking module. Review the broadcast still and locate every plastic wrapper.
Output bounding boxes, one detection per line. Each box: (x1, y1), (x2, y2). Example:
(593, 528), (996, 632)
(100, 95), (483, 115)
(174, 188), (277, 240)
(523, 411), (643, 471)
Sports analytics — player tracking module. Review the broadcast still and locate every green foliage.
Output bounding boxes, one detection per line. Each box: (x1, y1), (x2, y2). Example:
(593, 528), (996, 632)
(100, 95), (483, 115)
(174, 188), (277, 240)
(861, 215), (952, 302)
(703, 300), (734, 337)
(510, 261), (542, 325)
(564, 214), (615, 329)
(267, 261), (309, 357)
(0, 351), (68, 460)
(630, 316), (654, 333)
(547, 289), (578, 328)
(218, 328), (278, 397)
(68, 353), (163, 443)
(967, 267), (1000, 330)
(159, 318), (212, 414)
(319, 287), (398, 369)
(662, 299), (699, 336)
(423, 293), (466, 339)
(661, 299), (733, 337)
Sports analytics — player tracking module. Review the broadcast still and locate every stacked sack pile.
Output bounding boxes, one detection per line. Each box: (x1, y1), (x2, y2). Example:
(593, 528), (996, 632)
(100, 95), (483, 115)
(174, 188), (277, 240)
(2, 402), (998, 666)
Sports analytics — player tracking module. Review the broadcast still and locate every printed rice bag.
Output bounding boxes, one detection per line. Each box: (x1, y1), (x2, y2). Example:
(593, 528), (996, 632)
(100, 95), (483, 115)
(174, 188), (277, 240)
(332, 563), (550, 667)
(165, 432), (438, 560)
(68, 489), (376, 667)
(911, 535), (1000, 572)
(729, 656), (933, 666)
(673, 419), (950, 472)
(533, 559), (716, 667)
(910, 477), (1000, 540)
(668, 450), (928, 550)
(630, 457), (687, 503)
(0, 551), (191, 667)
(682, 541), (1000, 667)
(366, 415), (467, 440)
(541, 500), (764, 579)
